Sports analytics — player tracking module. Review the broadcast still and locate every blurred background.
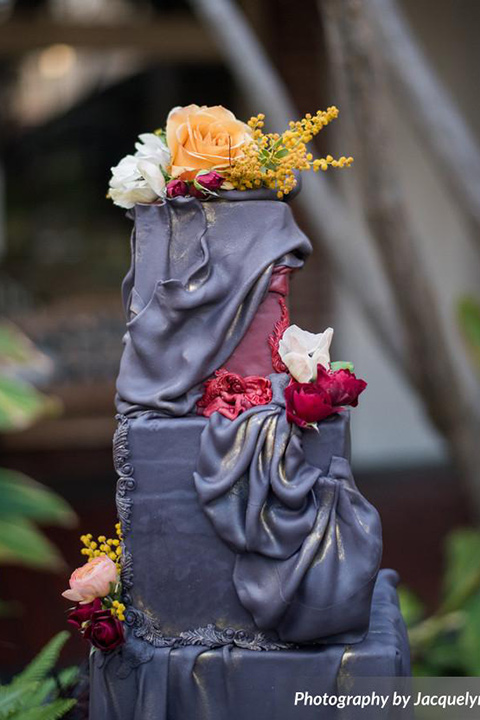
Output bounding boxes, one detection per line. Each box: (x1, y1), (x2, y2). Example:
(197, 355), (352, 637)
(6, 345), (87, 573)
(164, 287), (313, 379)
(1, 0), (480, 682)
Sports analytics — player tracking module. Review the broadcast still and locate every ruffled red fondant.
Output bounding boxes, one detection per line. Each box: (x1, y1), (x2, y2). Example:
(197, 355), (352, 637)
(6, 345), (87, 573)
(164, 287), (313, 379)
(197, 369), (272, 420)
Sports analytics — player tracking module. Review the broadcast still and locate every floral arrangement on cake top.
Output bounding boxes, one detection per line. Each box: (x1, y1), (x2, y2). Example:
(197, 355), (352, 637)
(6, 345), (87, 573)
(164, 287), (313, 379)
(61, 524), (125, 651)
(108, 104), (353, 208)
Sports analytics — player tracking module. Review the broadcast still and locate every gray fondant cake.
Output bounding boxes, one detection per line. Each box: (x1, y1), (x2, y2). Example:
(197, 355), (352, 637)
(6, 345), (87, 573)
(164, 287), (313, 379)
(89, 188), (409, 720)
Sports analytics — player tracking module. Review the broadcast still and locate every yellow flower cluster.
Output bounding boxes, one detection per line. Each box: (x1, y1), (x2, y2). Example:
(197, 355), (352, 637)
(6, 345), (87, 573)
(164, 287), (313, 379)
(111, 599), (126, 621)
(80, 522), (123, 571)
(224, 107), (353, 198)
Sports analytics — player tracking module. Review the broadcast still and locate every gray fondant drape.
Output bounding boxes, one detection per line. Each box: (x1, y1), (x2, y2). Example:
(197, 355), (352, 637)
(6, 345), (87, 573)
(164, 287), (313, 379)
(89, 570), (410, 720)
(116, 197), (311, 416)
(194, 374), (383, 643)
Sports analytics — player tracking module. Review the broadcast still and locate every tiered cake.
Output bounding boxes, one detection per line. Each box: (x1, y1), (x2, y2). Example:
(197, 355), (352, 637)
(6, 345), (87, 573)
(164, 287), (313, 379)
(81, 105), (409, 720)
(89, 191), (409, 720)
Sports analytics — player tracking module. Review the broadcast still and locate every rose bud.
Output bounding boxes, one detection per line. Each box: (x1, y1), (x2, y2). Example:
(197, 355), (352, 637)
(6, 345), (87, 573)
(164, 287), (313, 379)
(166, 178), (189, 198)
(194, 170), (225, 192)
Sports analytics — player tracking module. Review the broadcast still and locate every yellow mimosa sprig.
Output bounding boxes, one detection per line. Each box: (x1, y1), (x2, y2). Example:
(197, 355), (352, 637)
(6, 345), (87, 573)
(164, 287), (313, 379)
(224, 107), (353, 198)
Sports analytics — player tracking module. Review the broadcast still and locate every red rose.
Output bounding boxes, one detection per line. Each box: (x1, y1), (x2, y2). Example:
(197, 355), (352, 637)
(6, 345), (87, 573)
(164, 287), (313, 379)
(285, 383), (335, 428)
(84, 609), (124, 652)
(316, 365), (367, 407)
(285, 366), (367, 428)
(166, 179), (189, 198)
(67, 597), (102, 629)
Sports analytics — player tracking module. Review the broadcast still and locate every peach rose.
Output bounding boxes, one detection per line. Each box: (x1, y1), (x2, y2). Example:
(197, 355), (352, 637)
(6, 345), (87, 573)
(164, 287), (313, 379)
(62, 555), (118, 604)
(166, 104), (252, 180)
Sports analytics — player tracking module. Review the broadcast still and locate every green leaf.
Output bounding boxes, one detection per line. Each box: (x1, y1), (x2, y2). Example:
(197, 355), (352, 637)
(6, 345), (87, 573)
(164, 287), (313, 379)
(0, 469), (76, 527)
(13, 698), (76, 720)
(398, 586), (425, 627)
(0, 517), (64, 570)
(458, 592), (480, 675)
(23, 665), (79, 710)
(457, 296), (480, 373)
(15, 633), (70, 685)
(0, 680), (39, 717)
(0, 376), (60, 433)
(441, 529), (480, 613)
(330, 361), (355, 373)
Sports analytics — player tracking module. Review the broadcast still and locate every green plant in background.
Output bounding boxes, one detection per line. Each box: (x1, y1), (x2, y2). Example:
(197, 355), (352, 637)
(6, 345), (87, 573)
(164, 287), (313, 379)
(457, 296), (480, 376)
(399, 529), (480, 676)
(0, 631), (77, 720)
(0, 322), (76, 573)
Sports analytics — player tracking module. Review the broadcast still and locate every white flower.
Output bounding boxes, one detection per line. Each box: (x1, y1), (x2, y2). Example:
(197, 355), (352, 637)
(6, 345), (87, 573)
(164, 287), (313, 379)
(279, 325), (334, 383)
(135, 132), (170, 169)
(108, 133), (171, 209)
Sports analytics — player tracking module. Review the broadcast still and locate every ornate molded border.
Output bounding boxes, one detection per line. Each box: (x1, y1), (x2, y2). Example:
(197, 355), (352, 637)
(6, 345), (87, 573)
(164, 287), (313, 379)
(124, 607), (293, 652)
(113, 414), (293, 652)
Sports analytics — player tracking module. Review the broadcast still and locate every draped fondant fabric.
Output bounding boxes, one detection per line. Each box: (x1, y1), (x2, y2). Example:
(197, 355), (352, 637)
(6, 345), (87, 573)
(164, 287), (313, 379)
(194, 374), (383, 643)
(116, 197), (311, 416)
(89, 570), (410, 720)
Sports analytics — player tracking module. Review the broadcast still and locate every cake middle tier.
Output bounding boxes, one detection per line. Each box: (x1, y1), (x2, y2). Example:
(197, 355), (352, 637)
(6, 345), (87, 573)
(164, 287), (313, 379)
(115, 411), (352, 639)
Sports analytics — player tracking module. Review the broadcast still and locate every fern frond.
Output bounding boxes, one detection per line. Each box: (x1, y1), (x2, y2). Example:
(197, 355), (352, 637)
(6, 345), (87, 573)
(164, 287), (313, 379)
(14, 633), (69, 685)
(56, 667), (79, 691)
(0, 681), (39, 719)
(22, 667), (79, 711)
(13, 698), (76, 720)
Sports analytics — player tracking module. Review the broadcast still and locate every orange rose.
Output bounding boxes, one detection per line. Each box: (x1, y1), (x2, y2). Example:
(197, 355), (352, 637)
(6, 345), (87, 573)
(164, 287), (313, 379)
(166, 104), (252, 181)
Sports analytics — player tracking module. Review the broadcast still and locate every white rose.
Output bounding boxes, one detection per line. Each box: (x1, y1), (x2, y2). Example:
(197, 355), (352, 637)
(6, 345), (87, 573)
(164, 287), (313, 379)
(279, 325), (334, 383)
(108, 133), (170, 209)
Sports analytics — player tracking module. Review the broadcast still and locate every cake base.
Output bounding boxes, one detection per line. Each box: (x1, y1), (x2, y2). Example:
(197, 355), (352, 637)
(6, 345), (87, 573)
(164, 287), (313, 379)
(89, 569), (410, 720)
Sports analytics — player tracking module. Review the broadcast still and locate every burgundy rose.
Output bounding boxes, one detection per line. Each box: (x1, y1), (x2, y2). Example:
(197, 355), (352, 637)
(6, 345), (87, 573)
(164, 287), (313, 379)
(194, 170), (224, 192)
(188, 185), (207, 199)
(189, 170), (224, 199)
(285, 366), (367, 428)
(285, 383), (335, 428)
(84, 609), (124, 652)
(166, 179), (189, 198)
(67, 597), (102, 629)
(316, 365), (367, 407)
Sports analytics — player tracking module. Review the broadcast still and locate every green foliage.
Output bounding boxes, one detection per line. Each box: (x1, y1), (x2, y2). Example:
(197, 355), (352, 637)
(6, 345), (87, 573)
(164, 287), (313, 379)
(0, 376), (60, 434)
(0, 322), (60, 433)
(330, 360), (355, 373)
(0, 632), (77, 720)
(401, 529), (480, 676)
(457, 296), (480, 375)
(0, 469), (76, 571)
(0, 325), (76, 572)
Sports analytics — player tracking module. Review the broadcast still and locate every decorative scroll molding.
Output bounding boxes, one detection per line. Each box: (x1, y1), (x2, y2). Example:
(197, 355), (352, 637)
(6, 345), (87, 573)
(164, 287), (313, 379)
(124, 607), (294, 652)
(113, 415), (136, 607)
(268, 296), (290, 373)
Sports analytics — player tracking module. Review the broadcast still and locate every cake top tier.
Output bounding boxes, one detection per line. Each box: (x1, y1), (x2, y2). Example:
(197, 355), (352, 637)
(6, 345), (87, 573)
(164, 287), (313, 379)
(116, 198), (311, 416)
(107, 103), (353, 209)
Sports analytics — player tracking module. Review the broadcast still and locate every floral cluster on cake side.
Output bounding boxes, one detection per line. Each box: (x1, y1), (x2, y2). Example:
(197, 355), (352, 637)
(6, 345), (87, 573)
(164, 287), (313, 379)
(62, 523), (125, 651)
(108, 104), (353, 207)
(197, 324), (367, 428)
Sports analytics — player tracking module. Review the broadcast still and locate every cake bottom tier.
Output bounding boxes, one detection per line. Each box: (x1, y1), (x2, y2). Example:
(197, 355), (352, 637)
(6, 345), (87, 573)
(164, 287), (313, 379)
(89, 570), (410, 720)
